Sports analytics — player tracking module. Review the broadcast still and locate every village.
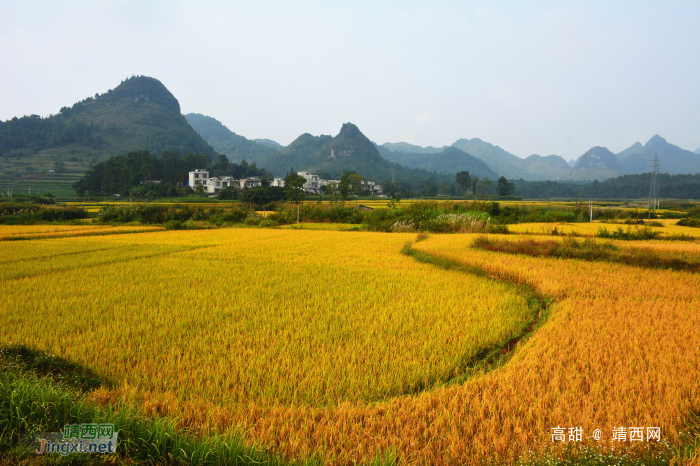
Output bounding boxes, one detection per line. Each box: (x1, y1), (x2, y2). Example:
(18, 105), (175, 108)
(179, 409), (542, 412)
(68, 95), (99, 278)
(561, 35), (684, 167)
(187, 169), (384, 196)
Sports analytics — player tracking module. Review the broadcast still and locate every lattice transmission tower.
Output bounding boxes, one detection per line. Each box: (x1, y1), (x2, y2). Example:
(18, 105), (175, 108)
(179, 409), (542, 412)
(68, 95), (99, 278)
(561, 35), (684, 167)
(648, 152), (660, 213)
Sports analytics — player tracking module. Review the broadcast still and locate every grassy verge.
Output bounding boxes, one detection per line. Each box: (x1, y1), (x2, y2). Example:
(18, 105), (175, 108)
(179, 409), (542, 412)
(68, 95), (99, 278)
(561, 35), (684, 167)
(0, 345), (401, 466)
(472, 236), (700, 273)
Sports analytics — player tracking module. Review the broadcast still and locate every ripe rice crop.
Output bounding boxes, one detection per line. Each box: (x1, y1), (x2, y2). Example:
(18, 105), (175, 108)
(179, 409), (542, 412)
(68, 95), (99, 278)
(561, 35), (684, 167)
(279, 222), (362, 231)
(508, 221), (699, 239)
(3, 228), (699, 465)
(0, 230), (533, 438)
(0, 224), (163, 240)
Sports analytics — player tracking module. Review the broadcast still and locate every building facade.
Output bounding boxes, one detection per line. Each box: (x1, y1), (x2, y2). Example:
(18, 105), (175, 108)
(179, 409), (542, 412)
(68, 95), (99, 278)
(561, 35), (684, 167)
(298, 171), (319, 191)
(188, 169), (209, 187)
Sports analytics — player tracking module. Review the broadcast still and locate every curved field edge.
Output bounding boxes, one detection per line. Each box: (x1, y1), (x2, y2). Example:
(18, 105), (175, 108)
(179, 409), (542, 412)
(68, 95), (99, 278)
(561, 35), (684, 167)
(399, 237), (553, 389)
(3, 232), (699, 465)
(0, 346), (399, 466)
(0, 229), (534, 409)
(410, 234), (700, 465)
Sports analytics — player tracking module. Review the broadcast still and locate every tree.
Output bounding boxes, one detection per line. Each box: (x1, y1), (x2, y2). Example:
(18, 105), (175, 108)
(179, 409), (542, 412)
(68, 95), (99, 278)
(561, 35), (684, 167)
(347, 173), (365, 193)
(470, 176), (480, 195)
(217, 186), (237, 200)
(455, 171), (471, 195)
(284, 168), (305, 203)
(195, 183), (205, 197)
(477, 178), (493, 196)
(336, 170), (364, 198)
(212, 154), (230, 176)
(497, 176), (516, 196)
(240, 186), (285, 206)
(324, 180), (339, 202)
(439, 181), (450, 195)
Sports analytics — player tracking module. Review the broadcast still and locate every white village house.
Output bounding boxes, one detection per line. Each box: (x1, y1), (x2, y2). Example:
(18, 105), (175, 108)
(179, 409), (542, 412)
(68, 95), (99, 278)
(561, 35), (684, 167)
(187, 170), (381, 196)
(297, 171), (320, 192)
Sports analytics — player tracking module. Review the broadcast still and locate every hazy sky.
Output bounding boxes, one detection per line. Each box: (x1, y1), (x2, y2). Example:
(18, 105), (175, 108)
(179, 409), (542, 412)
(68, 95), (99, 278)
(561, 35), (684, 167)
(1, 1), (699, 159)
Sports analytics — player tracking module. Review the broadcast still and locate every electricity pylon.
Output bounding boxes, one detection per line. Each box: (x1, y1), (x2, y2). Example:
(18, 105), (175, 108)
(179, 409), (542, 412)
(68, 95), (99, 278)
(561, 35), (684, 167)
(648, 152), (660, 217)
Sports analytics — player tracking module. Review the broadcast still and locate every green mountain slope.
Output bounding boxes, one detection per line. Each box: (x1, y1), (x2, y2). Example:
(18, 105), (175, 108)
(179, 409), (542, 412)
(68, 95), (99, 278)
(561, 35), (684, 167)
(377, 146), (496, 179)
(184, 113), (277, 164)
(263, 123), (454, 190)
(450, 138), (524, 179)
(264, 133), (333, 176)
(265, 123), (392, 178)
(381, 142), (445, 154)
(615, 142), (644, 161)
(254, 139), (285, 151)
(564, 146), (626, 181)
(0, 76), (216, 197)
(522, 154), (572, 180)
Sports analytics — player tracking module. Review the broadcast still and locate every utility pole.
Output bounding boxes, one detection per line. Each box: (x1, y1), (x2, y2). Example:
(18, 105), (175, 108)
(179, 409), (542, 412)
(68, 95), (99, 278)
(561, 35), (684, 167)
(648, 152), (660, 219)
(576, 188), (579, 209)
(590, 200), (593, 222)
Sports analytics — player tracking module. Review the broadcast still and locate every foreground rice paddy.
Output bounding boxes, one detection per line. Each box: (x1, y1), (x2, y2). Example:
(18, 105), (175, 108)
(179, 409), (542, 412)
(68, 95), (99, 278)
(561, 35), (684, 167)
(0, 224), (163, 240)
(2, 227), (699, 465)
(0, 229), (532, 407)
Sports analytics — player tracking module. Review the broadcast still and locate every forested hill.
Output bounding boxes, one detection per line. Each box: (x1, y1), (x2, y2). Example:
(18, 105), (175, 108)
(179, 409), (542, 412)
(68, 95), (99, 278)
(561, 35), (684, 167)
(513, 173), (700, 199)
(0, 76), (216, 197)
(185, 113), (277, 164)
(263, 123), (457, 191)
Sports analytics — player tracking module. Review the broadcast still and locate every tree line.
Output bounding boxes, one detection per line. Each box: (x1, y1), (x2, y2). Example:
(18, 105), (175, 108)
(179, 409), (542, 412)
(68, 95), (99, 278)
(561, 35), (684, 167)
(73, 150), (267, 197)
(512, 173), (700, 199)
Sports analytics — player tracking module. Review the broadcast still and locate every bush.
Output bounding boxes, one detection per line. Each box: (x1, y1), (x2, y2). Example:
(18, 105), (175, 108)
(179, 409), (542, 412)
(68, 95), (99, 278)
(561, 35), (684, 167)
(244, 217), (262, 226)
(678, 218), (700, 228)
(0, 202), (88, 224)
(99, 205), (247, 226)
(596, 225), (663, 241)
(472, 236), (700, 272)
(258, 219), (278, 228)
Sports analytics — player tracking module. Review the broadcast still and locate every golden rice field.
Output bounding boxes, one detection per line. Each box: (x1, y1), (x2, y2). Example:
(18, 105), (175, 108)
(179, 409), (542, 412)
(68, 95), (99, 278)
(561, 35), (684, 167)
(0, 229), (532, 408)
(0, 224), (163, 240)
(2, 226), (700, 465)
(279, 222), (362, 231)
(508, 220), (698, 238)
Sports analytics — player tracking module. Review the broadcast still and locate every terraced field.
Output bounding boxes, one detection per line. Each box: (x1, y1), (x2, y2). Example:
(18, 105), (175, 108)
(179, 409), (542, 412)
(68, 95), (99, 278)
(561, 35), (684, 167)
(0, 172), (82, 199)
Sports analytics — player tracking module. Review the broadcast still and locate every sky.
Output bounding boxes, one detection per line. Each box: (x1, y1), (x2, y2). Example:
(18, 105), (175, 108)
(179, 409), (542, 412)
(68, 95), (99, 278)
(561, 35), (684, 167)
(1, 0), (699, 160)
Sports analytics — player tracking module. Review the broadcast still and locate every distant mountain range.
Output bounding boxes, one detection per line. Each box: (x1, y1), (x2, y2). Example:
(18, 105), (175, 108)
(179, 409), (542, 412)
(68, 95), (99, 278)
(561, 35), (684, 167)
(564, 135), (700, 180)
(377, 136), (700, 181)
(375, 145), (496, 179)
(380, 139), (572, 181)
(3, 74), (698, 196)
